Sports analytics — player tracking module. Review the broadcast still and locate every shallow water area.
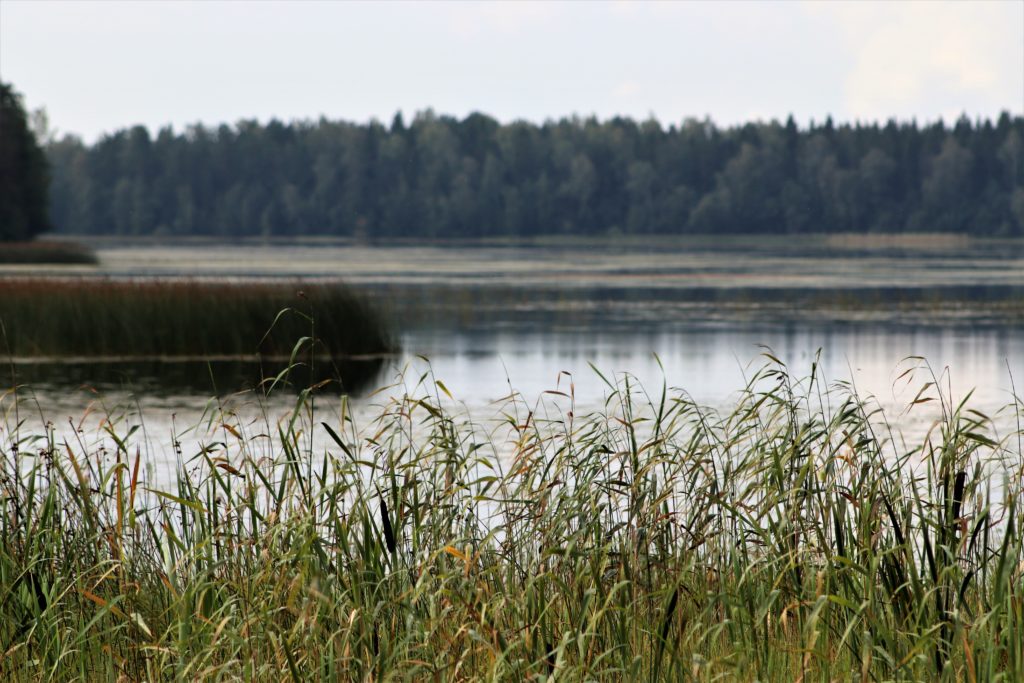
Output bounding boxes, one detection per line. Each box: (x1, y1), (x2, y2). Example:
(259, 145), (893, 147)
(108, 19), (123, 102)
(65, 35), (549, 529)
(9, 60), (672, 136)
(3, 239), (1023, 482)
(5, 329), (1021, 486)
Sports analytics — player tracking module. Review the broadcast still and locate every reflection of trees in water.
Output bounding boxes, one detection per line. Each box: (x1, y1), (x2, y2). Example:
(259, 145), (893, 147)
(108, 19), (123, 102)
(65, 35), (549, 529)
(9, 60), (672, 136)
(8, 357), (387, 397)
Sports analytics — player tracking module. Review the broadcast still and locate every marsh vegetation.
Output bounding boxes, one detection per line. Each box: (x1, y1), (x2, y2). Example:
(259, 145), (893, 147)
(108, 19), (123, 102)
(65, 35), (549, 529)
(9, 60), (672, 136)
(1, 357), (1021, 680)
(0, 279), (395, 394)
(1, 232), (1021, 682)
(0, 241), (96, 265)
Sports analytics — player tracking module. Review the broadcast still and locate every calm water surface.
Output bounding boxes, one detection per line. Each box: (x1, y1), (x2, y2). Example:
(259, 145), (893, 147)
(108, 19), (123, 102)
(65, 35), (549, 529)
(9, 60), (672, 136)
(4, 240), (1023, 476)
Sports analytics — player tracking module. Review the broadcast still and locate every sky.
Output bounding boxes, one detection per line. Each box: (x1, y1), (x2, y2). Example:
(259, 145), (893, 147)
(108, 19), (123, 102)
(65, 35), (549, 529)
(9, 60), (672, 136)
(1, 0), (1022, 142)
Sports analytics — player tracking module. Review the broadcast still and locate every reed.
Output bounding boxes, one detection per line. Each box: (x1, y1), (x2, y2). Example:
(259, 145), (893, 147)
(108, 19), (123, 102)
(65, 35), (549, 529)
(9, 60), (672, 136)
(0, 279), (395, 392)
(0, 241), (98, 265)
(0, 356), (1021, 681)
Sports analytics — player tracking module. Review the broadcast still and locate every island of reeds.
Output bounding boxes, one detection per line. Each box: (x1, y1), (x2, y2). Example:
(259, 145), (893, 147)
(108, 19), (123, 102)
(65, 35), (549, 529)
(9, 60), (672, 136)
(0, 241), (97, 265)
(1, 358), (1021, 681)
(0, 279), (395, 393)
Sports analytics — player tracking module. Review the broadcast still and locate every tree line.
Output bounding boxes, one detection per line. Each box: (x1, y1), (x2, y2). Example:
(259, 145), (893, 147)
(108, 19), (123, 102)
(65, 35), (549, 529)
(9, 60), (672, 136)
(0, 82), (52, 240)
(44, 109), (1024, 238)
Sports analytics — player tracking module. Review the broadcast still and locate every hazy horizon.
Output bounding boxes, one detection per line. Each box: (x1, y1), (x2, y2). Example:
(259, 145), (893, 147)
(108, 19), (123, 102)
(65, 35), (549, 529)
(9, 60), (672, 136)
(2, 0), (1020, 143)
(21, 106), (1024, 146)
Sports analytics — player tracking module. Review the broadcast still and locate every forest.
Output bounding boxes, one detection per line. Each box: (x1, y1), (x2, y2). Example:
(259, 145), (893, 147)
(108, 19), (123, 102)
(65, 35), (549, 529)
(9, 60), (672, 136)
(0, 82), (51, 240)
(45, 109), (1024, 238)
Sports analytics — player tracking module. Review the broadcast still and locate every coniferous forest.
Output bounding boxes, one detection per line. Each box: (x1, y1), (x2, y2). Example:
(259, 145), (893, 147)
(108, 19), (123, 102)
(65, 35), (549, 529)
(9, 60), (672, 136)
(0, 82), (52, 240)
(45, 110), (1024, 238)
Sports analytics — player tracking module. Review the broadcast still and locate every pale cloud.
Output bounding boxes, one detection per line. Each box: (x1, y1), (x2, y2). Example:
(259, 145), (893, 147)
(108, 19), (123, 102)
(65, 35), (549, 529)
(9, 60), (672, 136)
(613, 81), (642, 99)
(446, 1), (559, 38)
(609, 1), (639, 17)
(808, 0), (1022, 120)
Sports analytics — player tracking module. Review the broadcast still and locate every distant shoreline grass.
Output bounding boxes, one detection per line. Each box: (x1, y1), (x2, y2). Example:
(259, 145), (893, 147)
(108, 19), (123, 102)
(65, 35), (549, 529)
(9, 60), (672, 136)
(0, 240), (98, 265)
(45, 232), (1023, 253)
(1, 359), (1021, 680)
(0, 279), (396, 393)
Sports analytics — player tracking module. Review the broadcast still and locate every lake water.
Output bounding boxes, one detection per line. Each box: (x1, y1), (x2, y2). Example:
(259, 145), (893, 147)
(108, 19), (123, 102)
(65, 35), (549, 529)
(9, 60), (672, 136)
(3, 238), (1023, 475)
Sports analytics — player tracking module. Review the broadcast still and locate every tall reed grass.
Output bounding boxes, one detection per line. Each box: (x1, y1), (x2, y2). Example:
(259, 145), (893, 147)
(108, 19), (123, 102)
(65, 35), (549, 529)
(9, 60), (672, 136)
(0, 241), (98, 265)
(0, 279), (393, 358)
(0, 279), (395, 393)
(1, 355), (1021, 681)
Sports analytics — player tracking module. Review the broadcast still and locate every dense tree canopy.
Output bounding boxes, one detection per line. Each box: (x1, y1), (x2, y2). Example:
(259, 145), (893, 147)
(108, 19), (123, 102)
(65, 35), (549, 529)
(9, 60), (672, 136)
(46, 110), (1024, 238)
(0, 81), (52, 240)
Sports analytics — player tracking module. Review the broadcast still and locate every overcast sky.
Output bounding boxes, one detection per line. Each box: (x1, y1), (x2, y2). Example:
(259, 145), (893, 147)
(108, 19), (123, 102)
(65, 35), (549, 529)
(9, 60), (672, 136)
(2, 0), (1021, 142)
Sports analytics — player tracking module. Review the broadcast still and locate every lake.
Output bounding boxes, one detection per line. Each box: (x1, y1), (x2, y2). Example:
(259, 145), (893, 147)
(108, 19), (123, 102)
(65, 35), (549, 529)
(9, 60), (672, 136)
(3, 237), (1023, 475)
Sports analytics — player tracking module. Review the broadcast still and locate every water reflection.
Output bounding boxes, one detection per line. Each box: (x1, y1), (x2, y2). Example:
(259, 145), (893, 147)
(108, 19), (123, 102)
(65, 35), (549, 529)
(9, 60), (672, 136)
(6, 356), (386, 398)
(5, 321), (1021, 488)
(3, 241), (1023, 481)
(397, 324), (1024, 413)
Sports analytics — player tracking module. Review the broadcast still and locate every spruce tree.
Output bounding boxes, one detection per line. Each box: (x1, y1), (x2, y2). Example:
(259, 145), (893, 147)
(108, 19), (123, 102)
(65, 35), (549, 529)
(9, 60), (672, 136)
(0, 81), (52, 241)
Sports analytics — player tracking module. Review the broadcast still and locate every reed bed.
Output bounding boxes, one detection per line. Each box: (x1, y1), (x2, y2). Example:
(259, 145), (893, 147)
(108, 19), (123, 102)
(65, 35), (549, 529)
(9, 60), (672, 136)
(0, 279), (395, 393)
(0, 356), (1022, 681)
(0, 241), (98, 265)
